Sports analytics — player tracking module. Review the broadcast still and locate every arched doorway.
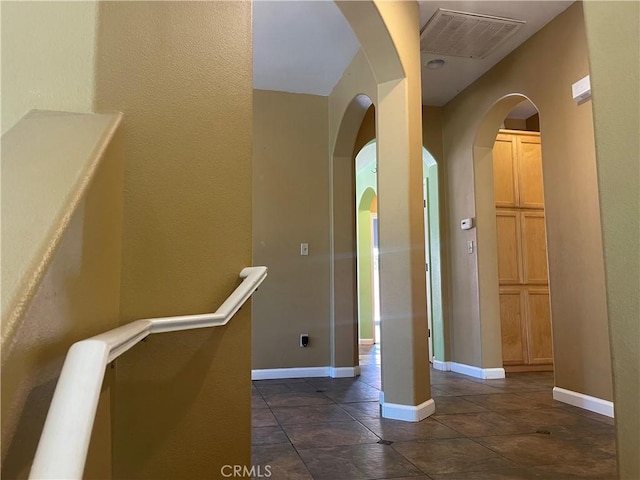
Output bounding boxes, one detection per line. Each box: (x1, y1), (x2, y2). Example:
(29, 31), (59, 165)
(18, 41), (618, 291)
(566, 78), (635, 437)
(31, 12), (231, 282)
(473, 93), (554, 375)
(353, 140), (443, 369)
(491, 99), (554, 372)
(354, 140), (378, 347)
(331, 1), (433, 420)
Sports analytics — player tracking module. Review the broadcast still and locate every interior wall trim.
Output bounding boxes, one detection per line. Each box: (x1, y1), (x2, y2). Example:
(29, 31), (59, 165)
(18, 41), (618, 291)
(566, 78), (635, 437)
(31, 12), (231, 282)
(359, 339), (375, 345)
(432, 360), (451, 371)
(330, 366), (361, 378)
(553, 387), (615, 418)
(381, 398), (435, 422)
(251, 366), (360, 380)
(450, 362), (506, 379)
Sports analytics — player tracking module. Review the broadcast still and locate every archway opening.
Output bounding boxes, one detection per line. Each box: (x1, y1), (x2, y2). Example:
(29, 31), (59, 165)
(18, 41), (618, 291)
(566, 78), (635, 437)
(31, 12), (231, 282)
(494, 99), (553, 372)
(474, 94), (554, 374)
(354, 139), (443, 369)
(355, 143), (379, 347)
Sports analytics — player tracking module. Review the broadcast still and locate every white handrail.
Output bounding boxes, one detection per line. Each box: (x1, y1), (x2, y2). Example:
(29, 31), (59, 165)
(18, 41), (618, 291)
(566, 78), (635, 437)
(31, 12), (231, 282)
(29, 266), (267, 480)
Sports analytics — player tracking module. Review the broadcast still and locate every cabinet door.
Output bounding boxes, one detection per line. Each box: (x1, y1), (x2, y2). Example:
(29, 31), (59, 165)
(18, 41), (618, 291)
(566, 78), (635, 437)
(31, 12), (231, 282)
(499, 287), (528, 365)
(517, 136), (544, 208)
(526, 288), (553, 364)
(496, 209), (522, 284)
(521, 211), (549, 284)
(493, 135), (518, 207)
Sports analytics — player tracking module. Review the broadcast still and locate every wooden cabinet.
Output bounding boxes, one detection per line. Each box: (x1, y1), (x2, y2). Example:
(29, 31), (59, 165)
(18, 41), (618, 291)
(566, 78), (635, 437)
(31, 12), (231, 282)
(492, 135), (518, 207)
(493, 130), (552, 370)
(495, 210), (522, 284)
(521, 211), (548, 284)
(493, 132), (544, 209)
(499, 287), (527, 365)
(526, 288), (553, 364)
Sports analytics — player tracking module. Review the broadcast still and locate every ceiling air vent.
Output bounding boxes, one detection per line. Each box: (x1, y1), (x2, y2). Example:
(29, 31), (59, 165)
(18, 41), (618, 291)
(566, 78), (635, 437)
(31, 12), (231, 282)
(421, 9), (525, 59)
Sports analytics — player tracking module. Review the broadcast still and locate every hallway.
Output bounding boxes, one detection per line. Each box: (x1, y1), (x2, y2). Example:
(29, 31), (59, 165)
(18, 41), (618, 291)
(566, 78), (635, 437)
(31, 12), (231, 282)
(251, 345), (617, 479)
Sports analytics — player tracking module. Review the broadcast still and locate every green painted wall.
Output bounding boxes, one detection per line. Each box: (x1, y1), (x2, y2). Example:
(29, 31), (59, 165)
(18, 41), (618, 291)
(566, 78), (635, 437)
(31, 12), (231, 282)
(583, 1), (639, 476)
(426, 162), (444, 361)
(355, 145), (378, 341)
(356, 142), (443, 357)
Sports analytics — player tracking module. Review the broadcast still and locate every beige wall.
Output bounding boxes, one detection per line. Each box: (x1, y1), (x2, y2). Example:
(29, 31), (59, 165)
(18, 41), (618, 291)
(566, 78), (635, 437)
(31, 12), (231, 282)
(95, 2), (253, 477)
(422, 106), (444, 163)
(0, 1), (98, 134)
(354, 106), (376, 156)
(583, 1), (640, 477)
(330, 2), (435, 410)
(442, 3), (612, 400)
(421, 106), (451, 361)
(252, 90), (331, 369)
(355, 104), (451, 363)
(1, 124), (124, 479)
(503, 118), (527, 131)
(362, 0), (432, 407)
(356, 105), (444, 159)
(329, 49), (377, 369)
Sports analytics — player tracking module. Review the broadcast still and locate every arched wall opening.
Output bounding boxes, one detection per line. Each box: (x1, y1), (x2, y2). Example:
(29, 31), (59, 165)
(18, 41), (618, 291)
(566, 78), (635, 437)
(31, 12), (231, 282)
(443, 4), (611, 419)
(330, 94), (374, 373)
(474, 94), (540, 370)
(475, 96), (554, 372)
(355, 142), (379, 345)
(332, 0), (432, 419)
(354, 139), (444, 365)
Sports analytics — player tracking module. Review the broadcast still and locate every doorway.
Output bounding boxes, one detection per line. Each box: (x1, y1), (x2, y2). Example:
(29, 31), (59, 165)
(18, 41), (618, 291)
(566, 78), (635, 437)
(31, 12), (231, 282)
(355, 140), (378, 346)
(492, 100), (554, 372)
(354, 140), (443, 364)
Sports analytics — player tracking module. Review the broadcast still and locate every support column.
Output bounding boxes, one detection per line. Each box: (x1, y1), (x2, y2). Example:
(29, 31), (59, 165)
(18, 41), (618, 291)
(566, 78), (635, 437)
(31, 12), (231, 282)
(375, 1), (432, 421)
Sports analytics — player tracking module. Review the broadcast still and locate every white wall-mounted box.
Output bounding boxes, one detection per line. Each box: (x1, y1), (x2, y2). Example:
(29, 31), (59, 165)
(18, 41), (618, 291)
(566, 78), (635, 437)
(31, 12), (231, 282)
(572, 75), (591, 103)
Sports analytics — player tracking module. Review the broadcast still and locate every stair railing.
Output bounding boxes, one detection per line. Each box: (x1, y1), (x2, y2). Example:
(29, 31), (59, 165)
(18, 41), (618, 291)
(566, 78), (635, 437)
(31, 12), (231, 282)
(29, 266), (267, 480)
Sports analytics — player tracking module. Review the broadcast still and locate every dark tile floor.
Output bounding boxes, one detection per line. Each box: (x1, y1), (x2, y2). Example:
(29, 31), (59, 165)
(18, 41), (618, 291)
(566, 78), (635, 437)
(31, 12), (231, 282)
(251, 345), (617, 479)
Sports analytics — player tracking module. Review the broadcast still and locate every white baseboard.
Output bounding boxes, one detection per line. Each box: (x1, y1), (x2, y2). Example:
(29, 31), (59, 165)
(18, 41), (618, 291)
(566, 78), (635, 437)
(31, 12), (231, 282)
(382, 398), (435, 422)
(251, 367), (329, 380)
(432, 360), (451, 371)
(553, 387), (615, 418)
(359, 339), (374, 346)
(251, 366), (360, 380)
(450, 362), (505, 379)
(330, 366), (361, 378)
(379, 391), (384, 405)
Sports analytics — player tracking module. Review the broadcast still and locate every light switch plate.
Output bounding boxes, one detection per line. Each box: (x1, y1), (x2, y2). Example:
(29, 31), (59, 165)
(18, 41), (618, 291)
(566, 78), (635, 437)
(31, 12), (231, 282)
(300, 243), (309, 256)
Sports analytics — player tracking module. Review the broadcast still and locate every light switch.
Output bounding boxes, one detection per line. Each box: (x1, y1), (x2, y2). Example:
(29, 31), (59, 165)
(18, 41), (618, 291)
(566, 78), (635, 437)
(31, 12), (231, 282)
(300, 243), (309, 256)
(467, 240), (474, 254)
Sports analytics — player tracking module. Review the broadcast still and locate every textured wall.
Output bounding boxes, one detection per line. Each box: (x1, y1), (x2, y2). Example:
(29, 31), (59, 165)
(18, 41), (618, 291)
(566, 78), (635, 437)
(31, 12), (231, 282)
(95, 2), (253, 477)
(328, 49), (377, 369)
(1, 114), (124, 479)
(583, 1), (640, 477)
(252, 90), (331, 369)
(0, 1), (97, 134)
(442, 3), (612, 401)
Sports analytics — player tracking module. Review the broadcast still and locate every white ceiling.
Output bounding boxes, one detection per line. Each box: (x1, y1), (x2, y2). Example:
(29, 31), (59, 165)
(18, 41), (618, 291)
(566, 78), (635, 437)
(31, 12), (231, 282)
(253, 1), (574, 106)
(253, 1), (360, 96)
(419, 1), (574, 105)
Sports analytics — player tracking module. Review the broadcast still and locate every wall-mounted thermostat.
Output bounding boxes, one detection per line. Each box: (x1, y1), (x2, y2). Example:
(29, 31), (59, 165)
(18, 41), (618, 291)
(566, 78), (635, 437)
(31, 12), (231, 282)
(461, 218), (474, 230)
